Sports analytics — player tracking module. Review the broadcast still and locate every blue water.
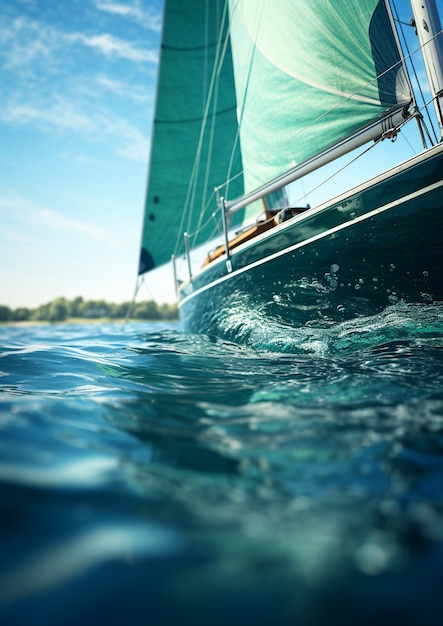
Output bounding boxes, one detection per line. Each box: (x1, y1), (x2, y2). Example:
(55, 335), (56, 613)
(1, 303), (443, 626)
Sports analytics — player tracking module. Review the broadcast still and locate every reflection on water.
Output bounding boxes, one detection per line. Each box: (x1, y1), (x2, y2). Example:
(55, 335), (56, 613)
(0, 522), (182, 606)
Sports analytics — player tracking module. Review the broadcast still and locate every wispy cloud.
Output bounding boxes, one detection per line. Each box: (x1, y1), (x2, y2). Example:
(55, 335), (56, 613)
(0, 192), (38, 213)
(117, 135), (149, 162)
(37, 209), (109, 241)
(95, 74), (150, 102)
(1, 98), (94, 131)
(95, 1), (162, 31)
(99, 115), (150, 162)
(0, 94), (149, 161)
(0, 193), (109, 242)
(0, 21), (59, 75)
(0, 13), (157, 72)
(71, 32), (157, 63)
(0, 4), (155, 161)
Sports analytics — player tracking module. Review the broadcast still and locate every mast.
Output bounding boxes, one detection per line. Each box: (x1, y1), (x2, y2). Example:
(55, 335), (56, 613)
(410, 0), (443, 135)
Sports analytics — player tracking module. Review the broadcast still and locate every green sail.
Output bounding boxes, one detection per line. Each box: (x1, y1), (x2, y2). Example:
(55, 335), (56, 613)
(140, 0), (411, 274)
(227, 0), (411, 193)
(139, 0), (244, 274)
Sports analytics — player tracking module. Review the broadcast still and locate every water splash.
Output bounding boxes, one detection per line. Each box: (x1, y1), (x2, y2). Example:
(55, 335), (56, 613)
(0, 316), (442, 625)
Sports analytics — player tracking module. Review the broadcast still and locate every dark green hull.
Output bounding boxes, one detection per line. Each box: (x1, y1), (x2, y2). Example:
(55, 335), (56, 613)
(179, 144), (443, 340)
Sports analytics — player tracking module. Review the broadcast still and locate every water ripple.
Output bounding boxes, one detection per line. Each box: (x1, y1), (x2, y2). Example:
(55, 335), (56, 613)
(0, 308), (443, 624)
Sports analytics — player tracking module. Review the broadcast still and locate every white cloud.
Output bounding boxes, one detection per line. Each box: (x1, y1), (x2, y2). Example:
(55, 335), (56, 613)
(70, 32), (157, 63)
(95, 74), (150, 102)
(1, 99), (94, 131)
(0, 193), (109, 243)
(95, 1), (162, 31)
(0, 13), (158, 72)
(0, 5), (155, 161)
(98, 114), (150, 162)
(0, 90), (149, 161)
(2, 227), (42, 246)
(36, 209), (109, 241)
(0, 17), (57, 70)
(118, 139), (149, 162)
(0, 192), (38, 213)
(97, 2), (141, 18)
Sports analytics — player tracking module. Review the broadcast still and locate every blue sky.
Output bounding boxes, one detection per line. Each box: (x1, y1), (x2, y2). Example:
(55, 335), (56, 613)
(0, 0), (439, 309)
(0, 0), (171, 308)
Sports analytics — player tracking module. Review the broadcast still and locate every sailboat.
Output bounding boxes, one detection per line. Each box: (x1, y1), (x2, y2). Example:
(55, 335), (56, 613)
(138, 0), (443, 340)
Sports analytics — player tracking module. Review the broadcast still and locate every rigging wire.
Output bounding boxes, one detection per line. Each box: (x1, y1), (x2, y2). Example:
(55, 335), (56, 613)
(210, 4), (420, 200)
(288, 121), (407, 209)
(224, 19), (443, 205)
(288, 95), (438, 210)
(219, 19), (443, 197)
(172, 0), (231, 257)
(123, 276), (143, 326)
(192, 6), (225, 245)
(390, 0), (439, 144)
(179, 1), (412, 241)
(174, 2), (443, 269)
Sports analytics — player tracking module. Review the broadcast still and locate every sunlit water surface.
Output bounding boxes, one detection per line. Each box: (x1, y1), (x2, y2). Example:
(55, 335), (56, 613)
(1, 303), (443, 625)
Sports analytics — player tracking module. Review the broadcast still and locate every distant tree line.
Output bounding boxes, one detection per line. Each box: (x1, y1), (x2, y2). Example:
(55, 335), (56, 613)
(0, 297), (178, 323)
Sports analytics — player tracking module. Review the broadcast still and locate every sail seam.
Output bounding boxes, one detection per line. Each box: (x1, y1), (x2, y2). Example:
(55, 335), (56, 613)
(162, 39), (227, 52)
(155, 105), (237, 125)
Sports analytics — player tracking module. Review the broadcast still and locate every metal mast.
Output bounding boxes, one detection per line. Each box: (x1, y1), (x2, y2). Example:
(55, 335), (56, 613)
(410, 0), (443, 135)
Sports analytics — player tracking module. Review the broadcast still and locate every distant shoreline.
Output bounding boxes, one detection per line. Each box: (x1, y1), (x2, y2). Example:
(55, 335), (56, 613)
(0, 317), (179, 327)
(0, 298), (178, 325)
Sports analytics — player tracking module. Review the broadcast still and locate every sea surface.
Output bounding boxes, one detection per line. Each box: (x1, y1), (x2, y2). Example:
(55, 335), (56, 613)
(1, 303), (443, 626)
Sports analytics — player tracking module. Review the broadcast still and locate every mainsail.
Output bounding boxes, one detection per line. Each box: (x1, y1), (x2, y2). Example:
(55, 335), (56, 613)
(138, 0), (244, 274)
(139, 0), (412, 275)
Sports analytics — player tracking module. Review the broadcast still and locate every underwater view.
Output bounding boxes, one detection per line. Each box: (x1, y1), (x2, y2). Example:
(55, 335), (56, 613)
(1, 302), (443, 625)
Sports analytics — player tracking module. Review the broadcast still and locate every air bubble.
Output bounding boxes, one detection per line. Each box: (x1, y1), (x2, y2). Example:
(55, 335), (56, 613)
(330, 264), (339, 273)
